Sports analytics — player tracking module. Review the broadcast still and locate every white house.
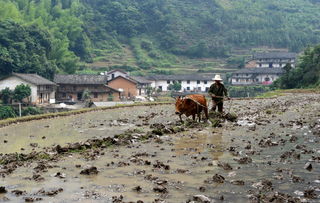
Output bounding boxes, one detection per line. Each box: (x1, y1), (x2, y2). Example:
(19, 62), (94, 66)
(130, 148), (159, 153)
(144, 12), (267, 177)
(147, 74), (215, 92)
(230, 68), (284, 85)
(252, 52), (296, 68)
(0, 73), (57, 104)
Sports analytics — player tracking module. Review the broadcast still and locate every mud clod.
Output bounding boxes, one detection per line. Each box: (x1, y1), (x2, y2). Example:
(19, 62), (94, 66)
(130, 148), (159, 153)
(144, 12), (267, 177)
(0, 186), (7, 193)
(80, 166), (99, 175)
(193, 194), (211, 203)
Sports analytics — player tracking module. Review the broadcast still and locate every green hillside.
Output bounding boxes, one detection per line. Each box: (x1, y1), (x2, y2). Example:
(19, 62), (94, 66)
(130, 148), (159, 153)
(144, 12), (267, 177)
(1, 0), (320, 78)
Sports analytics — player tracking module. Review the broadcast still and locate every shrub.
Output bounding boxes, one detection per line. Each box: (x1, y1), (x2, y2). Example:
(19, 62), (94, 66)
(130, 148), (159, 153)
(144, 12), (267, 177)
(13, 84), (31, 102)
(0, 88), (13, 104)
(0, 106), (16, 120)
(21, 107), (43, 116)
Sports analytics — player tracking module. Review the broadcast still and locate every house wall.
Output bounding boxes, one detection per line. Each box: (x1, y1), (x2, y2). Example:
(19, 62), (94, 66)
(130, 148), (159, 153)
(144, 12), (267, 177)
(108, 77), (137, 99)
(231, 73), (281, 85)
(0, 76), (37, 103)
(56, 84), (120, 102)
(150, 80), (213, 92)
(245, 60), (257, 68)
(256, 58), (296, 68)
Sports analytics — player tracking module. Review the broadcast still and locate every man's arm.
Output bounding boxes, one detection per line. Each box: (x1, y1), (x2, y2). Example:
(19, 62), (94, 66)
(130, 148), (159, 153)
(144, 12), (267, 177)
(223, 85), (230, 99)
(208, 85), (215, 97)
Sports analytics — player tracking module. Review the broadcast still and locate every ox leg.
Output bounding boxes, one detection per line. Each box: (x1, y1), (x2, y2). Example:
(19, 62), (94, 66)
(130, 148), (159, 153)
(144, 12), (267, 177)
(198, 107), (202, 122)
(179, 114), (183, 122)
(204, 107), (209, 120)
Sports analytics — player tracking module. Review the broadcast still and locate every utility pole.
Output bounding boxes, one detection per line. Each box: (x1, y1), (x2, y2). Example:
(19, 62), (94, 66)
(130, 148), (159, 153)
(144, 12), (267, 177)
(19, 103), (22, 117)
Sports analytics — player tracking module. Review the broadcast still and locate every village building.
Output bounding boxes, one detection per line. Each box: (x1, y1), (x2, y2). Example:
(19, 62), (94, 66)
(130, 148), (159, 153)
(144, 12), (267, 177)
(129, 76), (152, 96)
(105, 69), (128, 81)
(230, 68), (284, 85)
(54, 74), (120, 102)
(101, 69), (152, 97)
(245, 52), (296, 68)
(0, 73), (57, 105)
(146, 74), (215, 92)
(107, 76), (138, 100)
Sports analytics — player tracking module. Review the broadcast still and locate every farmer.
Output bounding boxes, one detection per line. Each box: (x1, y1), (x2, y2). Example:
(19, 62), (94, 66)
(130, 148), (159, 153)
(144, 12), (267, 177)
(208, 74), (230, 113)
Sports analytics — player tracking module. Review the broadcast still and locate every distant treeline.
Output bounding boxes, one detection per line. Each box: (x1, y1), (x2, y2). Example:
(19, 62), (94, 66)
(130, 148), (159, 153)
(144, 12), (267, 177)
(1, 0), (320, 78)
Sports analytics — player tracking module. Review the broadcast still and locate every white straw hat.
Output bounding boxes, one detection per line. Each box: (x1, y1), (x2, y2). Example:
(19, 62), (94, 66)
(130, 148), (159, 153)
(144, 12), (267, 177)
(212, 74), (223, 81)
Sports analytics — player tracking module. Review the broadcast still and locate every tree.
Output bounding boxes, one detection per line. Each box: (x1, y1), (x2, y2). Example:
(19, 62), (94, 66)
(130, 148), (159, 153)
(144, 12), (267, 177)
(13, 84), (31, 103)
(0, 87), (13, 104)
(273, 44), (320, 89)
(168, 81), (181, 91)
(81, 89), (91, 101)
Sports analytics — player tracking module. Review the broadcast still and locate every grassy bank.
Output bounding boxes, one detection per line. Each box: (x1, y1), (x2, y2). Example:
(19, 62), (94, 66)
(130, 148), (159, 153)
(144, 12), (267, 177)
(256, 88), (320, 99)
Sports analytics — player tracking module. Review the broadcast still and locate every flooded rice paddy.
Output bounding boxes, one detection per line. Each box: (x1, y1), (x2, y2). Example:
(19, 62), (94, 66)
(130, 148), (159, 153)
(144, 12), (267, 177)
(0, 93), (320, 202)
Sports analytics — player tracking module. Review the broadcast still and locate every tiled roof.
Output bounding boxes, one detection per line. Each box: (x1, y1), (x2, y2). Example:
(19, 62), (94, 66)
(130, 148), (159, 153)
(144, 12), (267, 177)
(147, 74), (215, 81)
(54, 74), (108, 85)
(12, 73), (56, 85)
(129, 76), (152, 84)
(253, 52), (296, 59)
(108, 75), (137, 84)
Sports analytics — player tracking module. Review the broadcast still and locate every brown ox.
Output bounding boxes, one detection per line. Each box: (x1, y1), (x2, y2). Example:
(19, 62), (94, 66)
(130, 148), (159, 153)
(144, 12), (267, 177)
(175, 94), (209, 122)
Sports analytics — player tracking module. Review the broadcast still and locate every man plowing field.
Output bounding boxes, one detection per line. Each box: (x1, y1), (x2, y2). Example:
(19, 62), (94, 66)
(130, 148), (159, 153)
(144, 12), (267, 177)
(208, 74), (230, 113)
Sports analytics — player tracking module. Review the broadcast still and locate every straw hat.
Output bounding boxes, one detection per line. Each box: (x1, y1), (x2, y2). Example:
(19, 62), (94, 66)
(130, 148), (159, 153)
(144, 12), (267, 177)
(212, 74), (223, 81)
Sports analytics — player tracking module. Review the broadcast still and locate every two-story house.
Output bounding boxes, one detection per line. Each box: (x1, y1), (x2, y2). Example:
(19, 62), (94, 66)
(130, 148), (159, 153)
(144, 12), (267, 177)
(231, 52), (297, 85)
(54, 74), (120, 102)
(0, 73), (57, 105)
(147, 74), (215, 92)
(246, 52), (296, 68)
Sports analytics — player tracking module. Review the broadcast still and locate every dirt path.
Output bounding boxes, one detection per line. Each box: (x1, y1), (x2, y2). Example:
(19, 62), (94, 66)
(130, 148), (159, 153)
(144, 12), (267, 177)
(0, 93), (319, 202)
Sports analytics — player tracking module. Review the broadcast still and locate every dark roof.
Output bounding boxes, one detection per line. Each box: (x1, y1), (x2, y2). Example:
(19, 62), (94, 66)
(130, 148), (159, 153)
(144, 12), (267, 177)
(253, 52), (296, 59)
(10, 73), (56, 85)
(147, 74), (215, 81)
(107, 69), (128, 75)
(129, 76), (152, 84)
(108, 75), (137, 84)
(54, 74), (108, 85)
(232, 68), (284, 75)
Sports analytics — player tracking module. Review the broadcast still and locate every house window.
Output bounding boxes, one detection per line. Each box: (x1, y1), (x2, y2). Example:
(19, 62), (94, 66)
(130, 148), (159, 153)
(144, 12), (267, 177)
(158, 86), (162, 91)
(236, 79), (239, 82)
(197, 80), (200, 84)
(178, 80), (182, 83)
(94, 93), (98, 98)
(205, 87), (209, 91)
(112, 74), (115, 79)
(167, 80), (170, 84)
(269, 63), (272, 68)
(62, 93), (66, 98)
(187, 87), (190, 90)
(198, 87), (201, 91)
(187, 80), (190, 84)
(265, 77), (270, 82)
(204, 81), (207, 84)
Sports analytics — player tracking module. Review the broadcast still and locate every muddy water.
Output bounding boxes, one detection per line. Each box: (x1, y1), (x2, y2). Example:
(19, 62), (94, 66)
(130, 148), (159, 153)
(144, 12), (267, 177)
(0, 105), (174, 154)
(1, 93), (320, 202)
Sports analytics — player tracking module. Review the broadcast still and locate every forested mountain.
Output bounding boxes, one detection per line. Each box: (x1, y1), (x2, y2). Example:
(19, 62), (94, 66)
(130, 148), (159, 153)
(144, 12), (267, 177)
(1, 0), (320, 78)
